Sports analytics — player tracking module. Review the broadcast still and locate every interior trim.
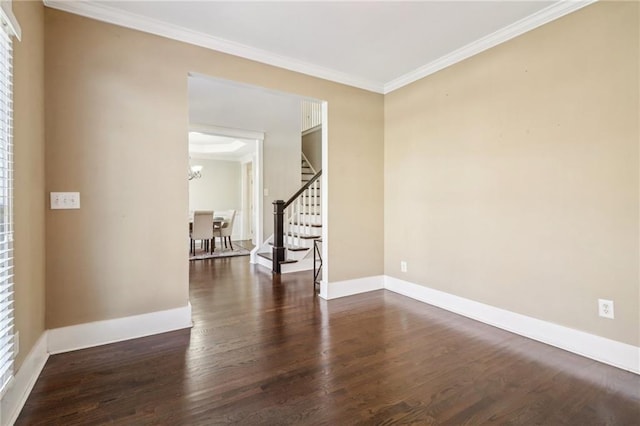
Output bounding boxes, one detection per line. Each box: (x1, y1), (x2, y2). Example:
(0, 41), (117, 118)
(320, 275), (384, 300)
(44, 0), (596, 95)
(384, 276), (640, 375)
(0, 333), (48, 425)
(43, 0), (383, 93)
(190, 123), (264, 142)
(321, 275), (639, 374)
(47, 303), (193, 355)
(383, 0), (597, 93)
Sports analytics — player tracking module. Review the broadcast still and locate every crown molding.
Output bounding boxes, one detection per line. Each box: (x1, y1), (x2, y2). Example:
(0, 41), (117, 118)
(44, 0), (596, 96)
(384, 0), (598, 94)
(189, 123), (264, 142)
(43, 0), (385, 94)
(189, 153), (247, 162)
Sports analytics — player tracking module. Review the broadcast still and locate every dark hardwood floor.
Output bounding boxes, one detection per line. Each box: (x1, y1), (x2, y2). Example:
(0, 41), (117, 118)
(17, 257), (640, 425)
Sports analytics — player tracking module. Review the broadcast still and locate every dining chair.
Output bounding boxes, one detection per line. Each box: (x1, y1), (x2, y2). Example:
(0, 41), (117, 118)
(214, 210), (236, 251)
(191, 210), (214, 255)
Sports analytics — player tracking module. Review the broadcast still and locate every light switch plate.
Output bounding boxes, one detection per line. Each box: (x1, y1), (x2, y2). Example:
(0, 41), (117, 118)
(50, 192), (80, 209)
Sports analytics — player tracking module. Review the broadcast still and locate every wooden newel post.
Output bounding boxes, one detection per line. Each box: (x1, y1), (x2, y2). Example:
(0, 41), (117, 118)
(273, 200), (285, 274)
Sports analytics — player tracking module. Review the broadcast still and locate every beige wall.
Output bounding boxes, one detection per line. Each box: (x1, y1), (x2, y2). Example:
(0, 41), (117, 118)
(44, 9), (384, 328)
(302, 128), (322, 172)
(189, 159), (241, 214)
(43, 1), (634, 347)
(188, 159), (241, 228)
(13, 0), (46, 369)
(385, 1), (639, 346)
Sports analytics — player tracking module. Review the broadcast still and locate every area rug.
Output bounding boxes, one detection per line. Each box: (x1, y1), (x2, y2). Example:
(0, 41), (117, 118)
(189, 242), (252, 261)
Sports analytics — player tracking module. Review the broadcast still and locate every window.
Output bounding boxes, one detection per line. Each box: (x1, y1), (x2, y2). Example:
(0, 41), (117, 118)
(0, 0), (19, 397)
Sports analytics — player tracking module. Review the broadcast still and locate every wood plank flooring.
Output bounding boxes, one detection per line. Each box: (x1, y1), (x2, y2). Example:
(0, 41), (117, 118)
(17, 257), (640, 425)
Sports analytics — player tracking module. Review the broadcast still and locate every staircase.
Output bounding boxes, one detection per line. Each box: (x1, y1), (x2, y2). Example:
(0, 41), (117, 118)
(256, 155), (322, 273)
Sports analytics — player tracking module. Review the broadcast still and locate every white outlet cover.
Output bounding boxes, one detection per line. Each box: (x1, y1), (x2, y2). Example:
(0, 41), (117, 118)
(598, 298), (614, 319)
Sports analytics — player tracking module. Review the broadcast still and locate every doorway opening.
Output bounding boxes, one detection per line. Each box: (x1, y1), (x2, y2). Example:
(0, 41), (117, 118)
(187, 122), (264, 261)
(187, 73), (328, 281)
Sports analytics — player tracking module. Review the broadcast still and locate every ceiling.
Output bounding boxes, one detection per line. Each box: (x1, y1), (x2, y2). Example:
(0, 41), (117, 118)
(189, 132), (255, 162)
(45, 0), (594, 94)
(188, 73), (304, 161)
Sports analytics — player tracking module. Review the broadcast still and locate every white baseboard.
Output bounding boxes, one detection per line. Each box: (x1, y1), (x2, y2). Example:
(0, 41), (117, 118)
(320, 275), (384, 300)
(1, 332), (49, 426)
(249, 247), (259, 264)
(254, 253), (271, 269)
(384, 276), (640, 375)
(48, 303), (193, 355)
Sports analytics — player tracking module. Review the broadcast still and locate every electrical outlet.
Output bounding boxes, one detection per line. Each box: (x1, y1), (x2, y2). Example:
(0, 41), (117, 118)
(598, 299), (614, 319)
(400, 261), (407, 273)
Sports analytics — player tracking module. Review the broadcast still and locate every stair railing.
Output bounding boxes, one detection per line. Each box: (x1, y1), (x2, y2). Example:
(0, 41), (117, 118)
(272, 169), (322, 273)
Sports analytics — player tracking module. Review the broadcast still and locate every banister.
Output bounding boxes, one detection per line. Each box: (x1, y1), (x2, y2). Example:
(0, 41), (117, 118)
(272, 200), (285, 274)
(272, 169), (322, 273)
(284, 170), (322, 209)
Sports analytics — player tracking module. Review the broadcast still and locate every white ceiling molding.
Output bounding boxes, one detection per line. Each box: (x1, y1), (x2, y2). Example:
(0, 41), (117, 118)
(43, 0), (384, 93)
(189, 123), (264, 142)
(384, 0), (597, 93)
(189, 152), (248, 162)
(45, 0), (596, 95)
(188, 126), (257, 162)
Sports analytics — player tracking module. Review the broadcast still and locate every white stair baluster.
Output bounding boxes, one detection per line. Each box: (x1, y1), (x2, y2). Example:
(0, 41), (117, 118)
(313, 179), (318, 220)
(304, 187), (308, 231)
(295, 197), (301, 247)
(292, 204), (297, 248)
(284, 205), (289, 250)
(306, 188), (310, 235)
(310, 181), (314, 222)
(298, 192), (302, 236)
(308, 186), (312, 232)
(299, 190), (303, 238)
(305, 188), (309, 235)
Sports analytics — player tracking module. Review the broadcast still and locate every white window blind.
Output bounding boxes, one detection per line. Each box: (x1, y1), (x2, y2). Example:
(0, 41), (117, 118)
(0, 12), (14, 397)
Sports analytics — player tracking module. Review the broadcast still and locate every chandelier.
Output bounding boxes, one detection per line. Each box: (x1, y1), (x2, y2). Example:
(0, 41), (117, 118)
(188, 164), (203, 180)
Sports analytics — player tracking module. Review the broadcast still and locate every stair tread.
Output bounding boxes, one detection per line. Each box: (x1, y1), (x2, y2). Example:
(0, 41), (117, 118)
(286, 233), (321, 239)
(257, 252), (298, 264)
(267, 242), (309, 251)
